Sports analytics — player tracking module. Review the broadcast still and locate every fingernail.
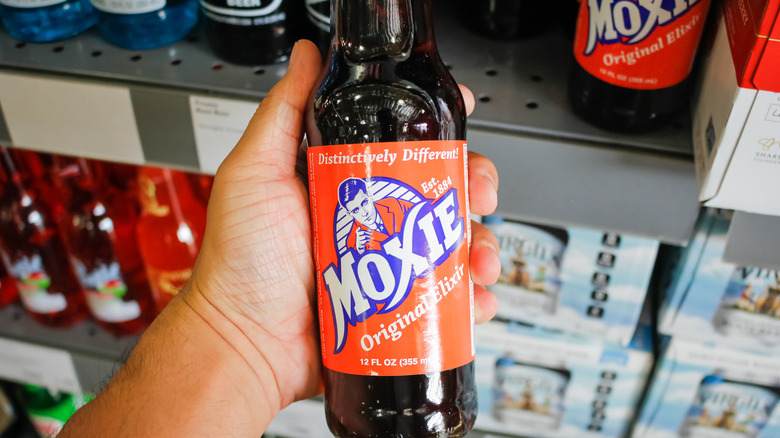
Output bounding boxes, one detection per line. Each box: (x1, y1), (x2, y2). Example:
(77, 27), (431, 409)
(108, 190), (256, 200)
(482, 171), (498, 193)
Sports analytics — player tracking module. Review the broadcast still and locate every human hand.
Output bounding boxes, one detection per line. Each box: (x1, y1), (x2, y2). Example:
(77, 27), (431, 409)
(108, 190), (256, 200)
(355, 228), (371, 253)
(184, 40), (500, 421)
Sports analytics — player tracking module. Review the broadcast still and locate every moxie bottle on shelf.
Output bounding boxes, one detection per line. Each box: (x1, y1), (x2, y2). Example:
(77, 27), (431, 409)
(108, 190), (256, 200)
(137, 167), (206, 312)
(568, 0), (711, 132)
(305, 0), (477, 436)
(0, 148), (88, 328)
(52, 157), (155, 336)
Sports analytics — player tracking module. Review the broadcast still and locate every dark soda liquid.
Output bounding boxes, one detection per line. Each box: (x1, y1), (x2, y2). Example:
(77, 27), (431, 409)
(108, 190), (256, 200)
(0, 150), (87, 328)
(458, 0), (558, 40)
(0, 260), (19, 308)
(203, 0), (295, 65)
(55, 158), (154, 336)
(568, 62), (691, 133)
(309, 1), (477, 436)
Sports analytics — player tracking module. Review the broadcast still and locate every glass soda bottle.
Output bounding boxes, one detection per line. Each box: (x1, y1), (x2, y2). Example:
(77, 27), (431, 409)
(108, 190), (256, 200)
(185, 172), (214, 208)
(568, 0), (711, 132)
(200, 0), (295, 65)
(52, 157), (155, 336)
(0, 257), (19, 308)
(89, 0), (198, 50)
(0, 0), (94, 43)
(306, 1), (477, 436)
(0, 148), (88, 328)
(458, 0), (558, 40)
(136, 167), (205, 313)
(305, 0), (330, 57)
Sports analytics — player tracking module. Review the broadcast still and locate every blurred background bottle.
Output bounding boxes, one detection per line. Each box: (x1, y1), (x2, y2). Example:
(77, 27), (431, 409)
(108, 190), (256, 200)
(0, 258), (19, 309)
(201, 0), (296, 65)
(20, 385), (87, 438)
(89, 0), (197, 49)
(137, 167), (205, 312)
(52, 157), (155, 336)
(0, 148), (88, 328)
(0, 0), (94, 43)
(304, 0), (329, 56)
(458, 0), (558, 40)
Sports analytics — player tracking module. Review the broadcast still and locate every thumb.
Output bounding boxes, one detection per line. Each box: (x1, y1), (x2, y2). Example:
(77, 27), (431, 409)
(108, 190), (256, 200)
(219, 40), (322, 182)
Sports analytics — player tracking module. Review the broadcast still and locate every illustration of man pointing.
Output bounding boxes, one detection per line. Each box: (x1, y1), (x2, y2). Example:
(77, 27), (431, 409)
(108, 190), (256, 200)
(339, 178), (414, 255)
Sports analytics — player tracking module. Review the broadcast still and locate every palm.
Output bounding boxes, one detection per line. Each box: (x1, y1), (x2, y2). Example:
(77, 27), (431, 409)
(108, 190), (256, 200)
(194, 170), (321, 405)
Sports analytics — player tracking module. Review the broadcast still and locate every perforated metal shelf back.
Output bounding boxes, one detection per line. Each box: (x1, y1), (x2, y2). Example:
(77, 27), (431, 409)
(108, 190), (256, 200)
(0, 5), (693, 156)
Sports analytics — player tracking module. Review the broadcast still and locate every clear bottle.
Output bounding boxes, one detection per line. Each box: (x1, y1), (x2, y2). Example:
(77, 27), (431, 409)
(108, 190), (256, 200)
(53, 157), (155, 336)
(0, 148), (88, 328)
(306, 1), (477, 436)
(0, 0), (94, 43)
(136, 167), (205, 312)
(89, 0), (197, 50)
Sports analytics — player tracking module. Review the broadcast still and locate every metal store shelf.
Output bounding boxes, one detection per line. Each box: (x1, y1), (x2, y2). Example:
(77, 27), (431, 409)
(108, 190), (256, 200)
(0, 304), (139, 393)
(0, 18), (700, 244)
(724, 211), (780, 270)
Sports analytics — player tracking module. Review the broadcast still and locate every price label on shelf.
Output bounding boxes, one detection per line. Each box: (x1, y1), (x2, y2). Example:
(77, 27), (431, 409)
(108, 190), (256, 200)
(189, 96), (258, 175)
(0, 338), (80, 393)
(0, 73), (144, 164)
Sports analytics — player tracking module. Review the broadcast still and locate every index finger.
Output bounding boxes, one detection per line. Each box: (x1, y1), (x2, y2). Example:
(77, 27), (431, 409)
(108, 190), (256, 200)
(468, 151), (499, 216)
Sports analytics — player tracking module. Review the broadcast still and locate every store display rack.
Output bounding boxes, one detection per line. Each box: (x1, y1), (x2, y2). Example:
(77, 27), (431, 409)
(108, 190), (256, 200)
(0, 304), (139, 393)
(0, 5), (701, 245)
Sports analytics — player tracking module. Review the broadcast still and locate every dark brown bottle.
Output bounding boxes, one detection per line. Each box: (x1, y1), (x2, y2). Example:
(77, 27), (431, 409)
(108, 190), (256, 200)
(306, 1), (477, 437)
(0, 148), (88, 328)
(201, 0), (295, 65)
(458, 0), (558, 40)
(568, 0), (711, 132)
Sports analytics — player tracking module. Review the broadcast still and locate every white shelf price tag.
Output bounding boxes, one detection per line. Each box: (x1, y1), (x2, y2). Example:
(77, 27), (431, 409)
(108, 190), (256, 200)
(0, 338), (80, 394)
(189, 96), (258, 175)
(0, 73), (144, 164)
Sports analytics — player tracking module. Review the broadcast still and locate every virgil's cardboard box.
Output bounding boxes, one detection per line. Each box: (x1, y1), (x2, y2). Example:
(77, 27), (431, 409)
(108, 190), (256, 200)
(693, 0), (780, 216)
(633, 337), (780, 438)
(474, 321), (653, 438)
(482, 216), (659, 346)
(660, 210), (780, 352)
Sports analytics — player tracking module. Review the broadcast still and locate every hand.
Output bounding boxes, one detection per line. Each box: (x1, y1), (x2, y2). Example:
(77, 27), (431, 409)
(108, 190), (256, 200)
(355, 228), (371, 253)
(185, 40), (500, 421)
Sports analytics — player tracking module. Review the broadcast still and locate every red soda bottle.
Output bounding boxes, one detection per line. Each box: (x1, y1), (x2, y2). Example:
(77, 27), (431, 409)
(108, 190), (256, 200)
(0, 257), (19, 308)
(568, 0), (711, 132)
(185, 172), (215, 208)
(136, 167), (206, 312)
(52, 157), (155, 336)
(306, 1), (477, 436)
(0, 148), (88, 327)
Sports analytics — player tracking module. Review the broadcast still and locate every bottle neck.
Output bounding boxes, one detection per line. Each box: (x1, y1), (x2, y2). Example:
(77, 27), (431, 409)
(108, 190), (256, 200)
(333, 0), (435, 61)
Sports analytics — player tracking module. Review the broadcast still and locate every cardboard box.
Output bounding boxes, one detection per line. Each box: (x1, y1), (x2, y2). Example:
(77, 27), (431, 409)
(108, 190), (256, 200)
(633, 337), (780, 438)
(474, 321), (653, 438)
(482, 216), (659, 346)
(660, 209), (780, 352)
(692, 0), (780, 216)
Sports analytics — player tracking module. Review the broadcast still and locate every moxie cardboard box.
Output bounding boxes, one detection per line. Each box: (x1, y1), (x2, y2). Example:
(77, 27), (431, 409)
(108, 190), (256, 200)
(692, 0), (780, 216)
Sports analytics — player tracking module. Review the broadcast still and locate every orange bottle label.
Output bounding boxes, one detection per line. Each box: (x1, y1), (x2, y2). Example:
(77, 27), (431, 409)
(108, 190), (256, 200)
(574, 0), (710, 89)
(308, 140), (475, 376)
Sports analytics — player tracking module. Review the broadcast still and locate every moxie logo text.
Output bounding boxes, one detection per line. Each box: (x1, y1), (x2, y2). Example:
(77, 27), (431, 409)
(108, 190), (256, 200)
(585, 0), (700, 55)
(323, 189), (464, 354)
